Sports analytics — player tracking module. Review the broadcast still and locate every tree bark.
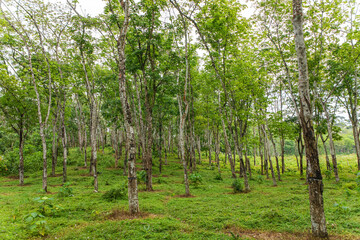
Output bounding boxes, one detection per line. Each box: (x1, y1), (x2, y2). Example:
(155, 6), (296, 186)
(19, 126), (25, 186)
(292, 0), (328, 236)
(117, 0), (139, 214)
(320, 134), (331, 171)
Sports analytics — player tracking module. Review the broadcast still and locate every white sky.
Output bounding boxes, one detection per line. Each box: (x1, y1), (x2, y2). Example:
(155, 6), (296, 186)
(48, 0), (106, 16)
(48, 0), (254, 18)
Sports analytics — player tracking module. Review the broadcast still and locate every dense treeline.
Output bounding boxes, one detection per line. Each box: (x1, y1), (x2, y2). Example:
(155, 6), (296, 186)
(0, 0), (360, 238)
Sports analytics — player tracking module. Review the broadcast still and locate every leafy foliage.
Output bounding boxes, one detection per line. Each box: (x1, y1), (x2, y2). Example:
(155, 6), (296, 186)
(102, 182), (127, 202)
(231, 179), (243, 193)
(189, 172), (203, 187)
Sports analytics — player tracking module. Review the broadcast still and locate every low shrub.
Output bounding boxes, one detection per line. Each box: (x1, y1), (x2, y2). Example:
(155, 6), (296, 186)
(189, 172), (202, 187)
(214, 173), (223, 181)
(58, 182), (74, 197)
(102, 183), (127, 202)
(137, 170), (147, 184)
(231, 179), (243, 193)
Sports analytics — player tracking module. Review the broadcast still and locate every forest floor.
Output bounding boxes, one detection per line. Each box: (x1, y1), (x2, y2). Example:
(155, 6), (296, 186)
(1, 149), (360, 240)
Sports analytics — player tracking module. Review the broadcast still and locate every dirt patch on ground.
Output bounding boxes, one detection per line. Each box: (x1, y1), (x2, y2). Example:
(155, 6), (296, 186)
(49, 174), (63, 177)
(80, 173), (92, 177)
(0, 192), (14, 196)
(138, 189), (164, 193)
(50, 184), (63, 187)
(224, 226), (358, 240)
(45, 191), (58, 195)
(153, 175), (170, 178)
(174, 194), (196, 198)
(105, 167), (119, 170)
(6, 175), (28, 180)
(103, 209), (157, 221)
(78, 166), (88, 170)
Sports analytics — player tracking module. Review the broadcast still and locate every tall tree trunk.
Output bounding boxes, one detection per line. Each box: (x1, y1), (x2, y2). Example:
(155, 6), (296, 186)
(262, 126), (276, 186)
(264, 134), (269, 179)
(176, 16), (191, 196)
(215, 127), (221, 174)
(52, 107), (59, 176)
(218, 95), (236, 178)
(280, 136), (285, 174)
(297, 131), (305, 177)
(116, 0), (139, 214)
(159, 119), (162, 174)
(292, 0), (328, 236)
(61, 107), (68, 183)
(197, 137), (201, 165)
(267, 128), (281, 181)
(84, 127), (87, 167)
(90, 107), (98, 192)
(320, 134), (331, 171)
(19, 126), (25, 186)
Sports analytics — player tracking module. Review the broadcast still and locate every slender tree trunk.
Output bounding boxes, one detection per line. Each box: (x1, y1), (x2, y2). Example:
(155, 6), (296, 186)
(352, 125), (360, 170)
(197, 137), (201, 164)
(61, 108), (68, 183)
(321, 104), (339, 181)
(19, 127), (25, 186)
(208, 123), (212, 166)
(218, 96), (236, 178)
(268, 129), (281, 181)
(215, 127), (221, 174)
(281, 136), (285, 174)
(292, 0), (327, 236)
(159, 119), (162, 174)
(298, 132), (305, 177)
(52, 109), (59, 177)
(264, 135), (269, 179)
(84, 127), (87, 167)
(116, 0), (139, 214)
(244, 146), (251, 179)
(262, 126), (276, 186)
(90, 107), (98, 192)
(176, 17), (191, 196)
(320, 134), (331, 171)
(164, 132), (168, 165)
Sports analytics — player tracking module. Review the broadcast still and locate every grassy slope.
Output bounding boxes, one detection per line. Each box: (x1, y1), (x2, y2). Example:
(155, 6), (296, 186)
(0, 150), (360, 240)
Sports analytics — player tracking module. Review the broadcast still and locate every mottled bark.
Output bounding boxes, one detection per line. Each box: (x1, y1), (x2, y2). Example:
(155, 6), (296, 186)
(292, 0), (328, 236)
(320, 134), (331, 171)
(116, 0), (139, 214)
(52, 108), (59, 177)
(61, 108), (68, 183)
(262, 126), (276, 186)
(19, 127), (25, 186)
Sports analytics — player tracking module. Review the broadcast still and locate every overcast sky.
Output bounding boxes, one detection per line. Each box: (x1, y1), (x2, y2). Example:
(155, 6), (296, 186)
(47, 0), (255, 18)
(47, 0), (106, 16)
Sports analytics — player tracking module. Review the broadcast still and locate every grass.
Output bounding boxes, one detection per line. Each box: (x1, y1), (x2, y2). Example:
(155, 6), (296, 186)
(1, 149), (360, 239)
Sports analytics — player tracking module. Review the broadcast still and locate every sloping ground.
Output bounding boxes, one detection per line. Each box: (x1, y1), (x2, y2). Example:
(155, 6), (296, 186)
(225, 227), (359, 240)
(1, 152), (360, 239)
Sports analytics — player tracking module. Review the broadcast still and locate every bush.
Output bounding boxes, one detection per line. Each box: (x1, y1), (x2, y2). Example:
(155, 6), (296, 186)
(255, 175), (264, 184)
(356, 172), (360, 186)
(214, 173), (223, 181)
(97, 154), (115, 168)
(0, 155), (9, 175)
(137, 170), (147, 184)
(23, 212), (48, 236)
(324, 170), (332, 180)
(102, 183), (127, 202)
(189, 172), (202, 187)
(343, 182), (357, 190)
(58, 182), (74, 197)
(231, 179), (243, 193)
(155, 177), (166, 184)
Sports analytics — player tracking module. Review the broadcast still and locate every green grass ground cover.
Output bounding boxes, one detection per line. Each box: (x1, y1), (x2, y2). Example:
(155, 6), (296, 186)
(1, 150), (360, 239)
